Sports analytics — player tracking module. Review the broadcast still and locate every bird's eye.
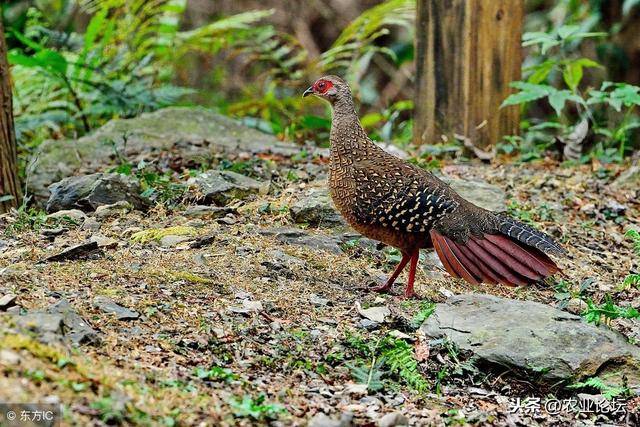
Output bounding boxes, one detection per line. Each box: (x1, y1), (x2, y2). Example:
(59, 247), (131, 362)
(318, 82), (326, 90)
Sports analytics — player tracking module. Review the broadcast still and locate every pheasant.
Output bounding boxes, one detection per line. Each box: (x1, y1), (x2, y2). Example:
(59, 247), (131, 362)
(303, 75), (565, 298)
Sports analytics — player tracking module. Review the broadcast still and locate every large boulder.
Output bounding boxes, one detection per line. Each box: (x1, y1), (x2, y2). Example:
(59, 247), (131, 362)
(46, 173), (150, 213)
(30, 107), (299, 204)
(421, 294), (640, 387)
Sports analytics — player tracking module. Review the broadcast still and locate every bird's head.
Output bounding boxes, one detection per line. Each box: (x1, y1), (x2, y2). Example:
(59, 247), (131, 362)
(303, 75), (351, 105)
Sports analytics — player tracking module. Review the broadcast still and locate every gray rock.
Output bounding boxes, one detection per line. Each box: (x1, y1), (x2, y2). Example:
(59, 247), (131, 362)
(187, 170), (269, 205)
(44, 241), (102, 262)
(310, 294), (330, 307)
(47, 299), (100, 345)
(90, 235), (119, 249)
(378, 412), (409, 427)
(44, 241), (103, 262)
(0, 294), (17, 310)
(15, 313), (64, 344)
(183, 205), (234, 218)
(612, 164), (640, 190)
(93, 296), (139, 320)
(441, 177), (506, 212)
(46, 173), (149, 213)
(309, 412), (353, 427)
(0, 349), (21, 365)
(94, 201), (133, 219)
(566, 297), (588, 315)
(160, 235), (192, 247)
(377, 142), (409, 159)
(290, 187), (344, 227)
(46, 209), (87, 223)
(359, 319), (380, 330)
(30, 107), (300, 204)
(421, 294), (640, 386)
(259, 227), (343, 254)
(261, 249), (305, 277)
(81, 217), (101, 231)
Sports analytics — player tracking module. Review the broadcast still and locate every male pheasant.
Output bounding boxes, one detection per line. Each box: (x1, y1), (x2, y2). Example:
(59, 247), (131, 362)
(303, 75), (565, 298)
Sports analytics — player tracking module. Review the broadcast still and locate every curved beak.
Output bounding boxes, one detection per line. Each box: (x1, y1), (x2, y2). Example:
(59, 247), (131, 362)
(302, 87), (313, 98)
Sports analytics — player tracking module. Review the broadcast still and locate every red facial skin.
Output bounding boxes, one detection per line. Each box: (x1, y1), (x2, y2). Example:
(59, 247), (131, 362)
(313, 79), (334, 94)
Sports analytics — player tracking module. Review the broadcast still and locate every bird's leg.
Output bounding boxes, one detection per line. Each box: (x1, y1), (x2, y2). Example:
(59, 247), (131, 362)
(404, 250), (420, 299)
(372, 252), (411, 293)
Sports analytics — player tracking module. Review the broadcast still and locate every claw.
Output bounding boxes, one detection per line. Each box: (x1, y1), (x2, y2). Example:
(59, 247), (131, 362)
(371, 282), (393, 293)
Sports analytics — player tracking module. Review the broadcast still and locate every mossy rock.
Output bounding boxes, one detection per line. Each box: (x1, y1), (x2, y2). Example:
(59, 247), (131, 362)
(422, 294), (640, 388)
(30, 107), (298, 204)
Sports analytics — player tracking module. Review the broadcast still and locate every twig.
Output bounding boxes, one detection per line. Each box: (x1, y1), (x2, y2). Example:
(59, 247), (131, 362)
(454, 133), (495, 161)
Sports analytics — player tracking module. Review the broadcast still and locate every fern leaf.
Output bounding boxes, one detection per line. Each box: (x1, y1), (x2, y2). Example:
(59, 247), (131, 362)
(626, 229), (640, 256)
(320, 0), (415, 77)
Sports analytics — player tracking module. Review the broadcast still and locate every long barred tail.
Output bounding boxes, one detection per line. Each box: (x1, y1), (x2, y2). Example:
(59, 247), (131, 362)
(430, 217), (564, 286)
(497, 215), (566, 256)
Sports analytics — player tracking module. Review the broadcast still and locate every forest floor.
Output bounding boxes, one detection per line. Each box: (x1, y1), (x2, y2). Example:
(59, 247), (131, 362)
(1, 111), (640, 426)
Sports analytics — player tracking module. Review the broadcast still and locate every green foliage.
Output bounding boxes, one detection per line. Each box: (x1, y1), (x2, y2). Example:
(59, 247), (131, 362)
(220, 0), (415, 143)
(582, 295), (640, 325)
(410, 301), (436, 328)
(193, 366), (238, 383)
(380, 336), (429, 392)
(521, 24), (606, 55)
(319, 0), (414, 79)
(229, 394), (287, 421)
(626, 229), (640, 256)
(90, 395), (126, 424)
(619, 229), (640, 290)
(345, 333), (429, 393)
(111, 158), (187, 207)
(348, 358), (385, 392)
(568, 376), (630, 399)
(8, 1), (273, 154)
(502, 18), (640, 162)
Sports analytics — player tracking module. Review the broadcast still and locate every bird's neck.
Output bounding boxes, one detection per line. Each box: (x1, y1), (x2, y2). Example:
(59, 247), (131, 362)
(329, 98), (377, 163)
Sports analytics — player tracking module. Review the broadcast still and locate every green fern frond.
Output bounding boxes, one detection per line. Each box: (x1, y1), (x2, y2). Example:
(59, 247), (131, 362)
(319, 0), (415, 77)
(623, 274), (640, 288)
(626, 229), (640, 257)
(568, 376), (629, 399)
(380, 337), (429, 393)
(348, 358), (385, 392)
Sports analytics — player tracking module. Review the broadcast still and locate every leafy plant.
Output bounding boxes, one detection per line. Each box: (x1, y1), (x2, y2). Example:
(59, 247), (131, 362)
(90, 395), (126, 424)
(502, 22), (640, 162)
(568, 375), (630, 399)
(348, 357), (385, 392)
(193, 366), (238, 383)
(381, 336), (429, 392)
(8, 0), (273, 155)
(582, 294), (640, 325)
(345, 333), (429, 393)
(620, 229), (640, 290)
(229, 394), (286, 421)
(410, 301), (436, 328)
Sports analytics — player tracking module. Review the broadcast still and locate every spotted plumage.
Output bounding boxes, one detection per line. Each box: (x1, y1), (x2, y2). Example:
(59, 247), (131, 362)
(303, 75), (566, 298)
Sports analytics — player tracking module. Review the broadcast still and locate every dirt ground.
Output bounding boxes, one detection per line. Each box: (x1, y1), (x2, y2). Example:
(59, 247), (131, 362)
(1, 159), (639, 426)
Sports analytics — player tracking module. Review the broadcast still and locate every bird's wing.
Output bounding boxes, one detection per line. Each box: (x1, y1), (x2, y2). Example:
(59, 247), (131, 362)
(351, 159), (459, 233)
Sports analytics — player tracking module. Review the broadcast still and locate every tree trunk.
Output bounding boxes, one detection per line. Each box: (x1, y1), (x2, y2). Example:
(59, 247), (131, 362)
(0, 18), (21, 213)
(414, 0), (523, 147)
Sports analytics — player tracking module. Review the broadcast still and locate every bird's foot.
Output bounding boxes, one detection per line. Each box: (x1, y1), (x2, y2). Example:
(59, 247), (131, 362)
(401, 284), (419, 299)
(401, 290), (420, 299)
(370, 282), (393, 293)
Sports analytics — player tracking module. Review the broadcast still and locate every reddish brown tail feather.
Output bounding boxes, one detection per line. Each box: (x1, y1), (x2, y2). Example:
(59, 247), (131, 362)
(430, 230), (560, 286)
